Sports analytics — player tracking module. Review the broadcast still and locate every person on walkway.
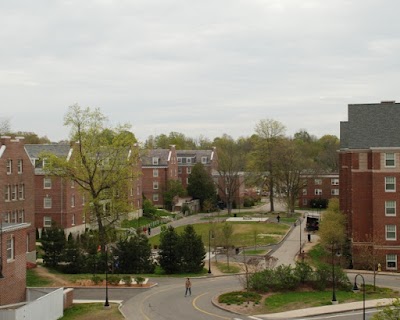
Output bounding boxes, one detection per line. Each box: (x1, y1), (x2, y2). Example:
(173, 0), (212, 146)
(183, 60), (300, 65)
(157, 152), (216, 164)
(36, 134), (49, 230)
(277, 215), (280, 223)
(185, 278), (192, 296)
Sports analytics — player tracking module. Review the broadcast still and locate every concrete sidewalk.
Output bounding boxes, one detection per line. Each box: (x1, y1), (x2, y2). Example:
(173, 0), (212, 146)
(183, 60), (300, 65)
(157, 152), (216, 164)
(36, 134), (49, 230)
(253, 298), (395, 319)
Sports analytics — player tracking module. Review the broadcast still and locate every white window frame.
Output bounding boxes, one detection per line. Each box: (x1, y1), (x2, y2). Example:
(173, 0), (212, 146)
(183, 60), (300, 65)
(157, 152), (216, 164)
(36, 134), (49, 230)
(331, 178), (339, 185)
(43, 177), (52, 189)
(71, 195), (75, 208)
(4, 185), (10, 202)
(302, 198), (307, 205)
(17, 159), (23, 174)
(302, 189), (307, 196)
(387, 254), (397, 270)
(385, 177), (396, 192)
(72, 214), (75, 226)
(153, 193), (159, 202)
(314, 179), (322, 185)
(153, 181), (159, 190)
(201, 156), (207, 164)
(11, 211), (17, 223)
(6, 237), (14, 261)
(6, 159), (12, 174)
(386, 225), (396, 240)
(385, 153), (396, 167)
(43, 216), (52, 227)
(11, 184), (17, 201)
(385, 200), (396, 216)
(331, 189), (339, 196)
(44, 197), (52, 209)
(18, 210), (24, 223)
(152, 157), (159, 165)
(153, 169), (159, 177)
(187, 167), (191, 174)
(18, 183), (25, 200)
(187, 157), (192, 164)
(314, 189), (322, 196)
(177, 157), (182, 163)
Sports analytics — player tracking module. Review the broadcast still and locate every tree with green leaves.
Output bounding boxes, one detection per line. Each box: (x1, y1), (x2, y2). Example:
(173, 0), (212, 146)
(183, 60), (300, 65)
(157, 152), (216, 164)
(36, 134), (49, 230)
(163, 180), (187, 211)
(213, 134), (247, 215)
(178, 225), (206, 273)
(158, 226), (181, 274)
(250, 119), (286, 212)
(62, 233), (86, 273)
(187, 163), (216, 210)
(115, 233), (154, 274)
(222, 222), (234, 269)
(41, 225), (66, 268)
(41, 104), (140, 254)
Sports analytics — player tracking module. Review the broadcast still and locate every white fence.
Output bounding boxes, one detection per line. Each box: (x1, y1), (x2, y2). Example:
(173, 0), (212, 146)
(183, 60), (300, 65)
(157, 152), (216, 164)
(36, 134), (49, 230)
(0, 288), (63, 320)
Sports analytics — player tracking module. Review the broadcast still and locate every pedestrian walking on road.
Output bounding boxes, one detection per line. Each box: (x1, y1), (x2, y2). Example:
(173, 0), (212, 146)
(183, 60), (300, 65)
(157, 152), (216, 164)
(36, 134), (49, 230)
(277, 215), (280, 223)
(185, 278), (192, 296)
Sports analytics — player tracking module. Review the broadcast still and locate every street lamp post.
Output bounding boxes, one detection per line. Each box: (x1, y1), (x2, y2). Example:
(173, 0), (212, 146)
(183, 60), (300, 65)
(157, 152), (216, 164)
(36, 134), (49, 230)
(208, 230), (212, 274)
(0, 213), (4, 278)
(353, 274), (366, 320)
(299, 218), (302, 258)
(104, 246), (109, 308)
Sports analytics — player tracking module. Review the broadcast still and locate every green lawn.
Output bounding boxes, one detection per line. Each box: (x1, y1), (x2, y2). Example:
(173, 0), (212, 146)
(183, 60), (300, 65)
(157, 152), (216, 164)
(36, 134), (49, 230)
(149, 222), (290, 248)
(26, 268), (52, 287)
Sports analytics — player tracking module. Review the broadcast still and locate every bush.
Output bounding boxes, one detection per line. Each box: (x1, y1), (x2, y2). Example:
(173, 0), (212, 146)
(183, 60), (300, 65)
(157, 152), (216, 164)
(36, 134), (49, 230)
(135, 276), (145, 286)
(313, 263), (331, 290)
(294, 261), (314, 284)
(273, 265), (299, 291)
(122, 275), (132, 286)
(248, 270), (272, 292)
(91, 275), (102, 285)
(108, 275), (121, 285)
(218, 291), (261, 305)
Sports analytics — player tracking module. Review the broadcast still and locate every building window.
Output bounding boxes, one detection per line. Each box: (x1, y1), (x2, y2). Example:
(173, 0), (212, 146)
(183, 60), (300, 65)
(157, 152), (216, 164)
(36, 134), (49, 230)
(12, 185), (17, 201)
(187, 167), (191, 174)
(201, 156), (208, 164)
(153, 181), (159, 190)
(153, 169), (159, 177)
(385, 177), (396, 192)
(331, 189), (339, 196)
(187, 158), (192, 164)
(71, 180), (75, 188)
(18, 183), (25, 200)
(82, 195), (86, 205)
(386, 225), (396, 240)
(387, 254), (397, 270)
(153, 194), (159, 201)
(302, 198), (307, 205)
(71, 195), (75, 207)
(18, 210), (24, 223)
(178, 167), (182, 174)
(6, 237), (14, 261)
(314, 189), (322, 196)
(44, 197), (52, 209)
(72, 214), (75, 226)
(177, 157), (182, 163)
(43, 216), (52, 227)
(385, 153), (396, 167)
(11, 211), (17, 223)
(17, 159), (23, 174)
(302, 189), (307, 196)
(152, 157), (159, 165)
(331, 178), (339, 185)
(314, 179), (322, 185)
(4, 185), (10, 202)
(6, 159), (12, 174)
(44, 177), (52, 189)
(385, 200), (396, 216)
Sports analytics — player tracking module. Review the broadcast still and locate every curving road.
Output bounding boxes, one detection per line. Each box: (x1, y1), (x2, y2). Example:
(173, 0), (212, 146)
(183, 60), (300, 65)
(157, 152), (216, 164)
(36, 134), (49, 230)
(120, 275), (251, 320)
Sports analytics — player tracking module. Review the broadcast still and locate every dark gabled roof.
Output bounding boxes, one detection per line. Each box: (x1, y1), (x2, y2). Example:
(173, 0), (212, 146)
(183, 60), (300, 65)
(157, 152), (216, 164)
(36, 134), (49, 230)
(141, 149), (170, 166)
(25, 144), (71, 160)
(340, 102), (400, 149)
(177, 150), (213, 164)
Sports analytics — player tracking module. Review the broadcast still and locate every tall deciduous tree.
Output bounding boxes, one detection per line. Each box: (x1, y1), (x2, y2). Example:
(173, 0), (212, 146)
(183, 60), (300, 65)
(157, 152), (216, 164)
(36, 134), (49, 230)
(318, 199), (347, 248)
(187, 163), (216, 210)
(251, 119), (286, 212)
(222, 222), (234, 269)
(214, 134), (246, 215)
(41, 104), (140, 253)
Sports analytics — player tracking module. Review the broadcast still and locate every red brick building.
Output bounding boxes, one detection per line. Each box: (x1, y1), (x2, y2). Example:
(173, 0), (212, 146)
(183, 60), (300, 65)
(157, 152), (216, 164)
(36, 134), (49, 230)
(340, 101), (400, 271)
(298, 173), (339, 208)
(0, 136), (36, 263)
(0, 222), (30, 305)
(140, 146), (178, 207)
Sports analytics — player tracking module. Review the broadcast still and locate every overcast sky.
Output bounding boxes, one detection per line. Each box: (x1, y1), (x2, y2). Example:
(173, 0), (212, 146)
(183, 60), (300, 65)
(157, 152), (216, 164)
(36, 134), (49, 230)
(1, 1), (399, 143)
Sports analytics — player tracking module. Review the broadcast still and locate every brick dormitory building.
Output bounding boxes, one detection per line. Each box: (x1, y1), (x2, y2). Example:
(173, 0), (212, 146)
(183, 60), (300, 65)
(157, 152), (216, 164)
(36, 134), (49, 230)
(340, 101), (400, 271)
